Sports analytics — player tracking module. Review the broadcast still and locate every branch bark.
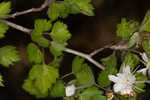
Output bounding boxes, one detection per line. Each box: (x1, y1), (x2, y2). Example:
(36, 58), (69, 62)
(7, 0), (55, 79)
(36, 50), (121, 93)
(6, 0), (50, 19)
(1, 19), (105, 70)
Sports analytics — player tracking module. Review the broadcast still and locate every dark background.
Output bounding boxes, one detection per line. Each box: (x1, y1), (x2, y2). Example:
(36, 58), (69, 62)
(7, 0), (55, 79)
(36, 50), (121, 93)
(0, 0), (150, 100)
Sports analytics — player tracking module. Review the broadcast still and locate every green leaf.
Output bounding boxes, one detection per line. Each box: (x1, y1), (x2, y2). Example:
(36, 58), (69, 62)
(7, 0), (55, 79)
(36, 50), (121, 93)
(50, 80), (65, 97)
(50, 56), (64, 68)
(50, 41), (66, 57)
(31, 30), (50, 47)
(121, 52), (140, 71)
(142, 39), (150, 57)
(31, 19), (51, 47)
(72, 56), (85, 73)
(0, 2), (11, 18)
(34, 19), (52, 32)
(140, 10), (150, 32)
(67, 0), (94, 16)
(27, 43), (43, 64)
(51, 21), (71, 43)
(117, 18), (139, 40)
(117, 94), (128, 100)
(75, 64), (95, 86)
(128, 32), (140, 48)
(0, 45), (20, 67)
(23, 64), (59, 98)
(0, 21), (9, 39)
(47, 3), (68, 21)
(97, 68), (117, 87)
(64, 0), (79, 14)
(92, 95), (107, 100)
(0, 74), (4, 87)
(98, 54), (117, 87)
(101, 54), (117, 69)
(78, 87), (106, 100)
(133, 73), (147, 93)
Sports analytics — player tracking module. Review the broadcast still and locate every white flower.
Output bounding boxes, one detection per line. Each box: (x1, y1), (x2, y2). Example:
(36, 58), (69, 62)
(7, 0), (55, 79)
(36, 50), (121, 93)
(138, 52), (150, 75)
(65, 84), (76, 97)
(108, 66), (136, 96)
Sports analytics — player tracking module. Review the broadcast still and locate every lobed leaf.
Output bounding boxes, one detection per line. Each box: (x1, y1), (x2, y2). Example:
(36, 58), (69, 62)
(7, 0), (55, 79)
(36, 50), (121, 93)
(101, 54), (117, 69)
(31, 30), (50, 47)
(0, 21), (9, 39)
(121, 52), (140, 71)
(51, 21), (71, 43)
(75, 64), (95, 86)
(142, 39), (150, 58)
(34, 19), (52, 32)
(0, 2), (11, 18)
(66, 0), (94, 16)
(23, 64), (59, 98)
(98, 54), (117, 87)
(78, 87), (106, 100)
(27, 43), (43, 64)
(49, 41), (66, 57)
(117, 18), (139, 40)
(72, 56), (85, 73)
(47, 3), (68, 21)
(140, 10), (150, 32)
(50, 80), (65, 97)
(133, 73), (147, 93)
(0, 45), (20, 67)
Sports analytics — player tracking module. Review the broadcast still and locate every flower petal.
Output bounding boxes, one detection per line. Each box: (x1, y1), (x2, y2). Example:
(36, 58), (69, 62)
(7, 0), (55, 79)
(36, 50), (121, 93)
(113, 83), (125, 93)
(65, 84), (76, 97)
(108, 75), (119, 83)
(142, 52), (149, 62)
(137, 68), (148, 75)
(123, 65), (131, 74)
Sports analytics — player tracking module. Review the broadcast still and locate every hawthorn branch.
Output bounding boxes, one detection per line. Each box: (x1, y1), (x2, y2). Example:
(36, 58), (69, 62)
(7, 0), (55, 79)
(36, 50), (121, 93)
(1, 19), (105, 70)
(7, 0), (50, 19)
(90, 43), (141, 57)
(64, 48), (105, 70)
(0, 20), (32, 33)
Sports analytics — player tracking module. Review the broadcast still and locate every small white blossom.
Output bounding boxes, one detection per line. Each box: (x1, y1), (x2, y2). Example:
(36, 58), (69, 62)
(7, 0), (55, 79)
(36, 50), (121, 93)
(65, 84), (76, 97)
(108, 66), (136, 96)
(138, 52), (150, 75)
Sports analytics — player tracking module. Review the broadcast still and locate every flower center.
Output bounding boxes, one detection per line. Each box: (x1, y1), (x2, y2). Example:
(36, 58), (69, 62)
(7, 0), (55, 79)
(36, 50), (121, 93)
(125, 78), (130, 83)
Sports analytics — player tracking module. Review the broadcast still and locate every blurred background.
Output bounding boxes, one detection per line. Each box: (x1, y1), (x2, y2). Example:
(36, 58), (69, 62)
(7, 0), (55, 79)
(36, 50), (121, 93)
(0, 0), (150, 100)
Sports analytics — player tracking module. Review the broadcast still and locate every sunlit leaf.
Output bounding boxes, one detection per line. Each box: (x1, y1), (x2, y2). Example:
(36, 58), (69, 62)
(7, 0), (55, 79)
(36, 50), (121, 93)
(27, 43), (43, 64)
(51, 21), (71, 43)
(78, 87), (106, 100)
(0, 45), (20, 67)
(117, 18), (139, 40)
(75, 64), (95, 86)
(0, 2), (11, 18)
(0, 21), (9, 39)
(50, 80), (65, 97)
(23, 64), (59, 98)
(72, 56), (85, 73)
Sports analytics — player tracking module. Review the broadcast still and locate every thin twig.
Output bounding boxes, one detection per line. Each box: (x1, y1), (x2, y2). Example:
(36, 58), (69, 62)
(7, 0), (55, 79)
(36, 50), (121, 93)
(90, 43), (113, 57)
(90, 43), (141, 57)
(64, 48), (105, 70)
(7, 0), (50, 19)
(1, 19), (105, 70)
(0, 19), (32, 33)
(60, 72), (74, 79)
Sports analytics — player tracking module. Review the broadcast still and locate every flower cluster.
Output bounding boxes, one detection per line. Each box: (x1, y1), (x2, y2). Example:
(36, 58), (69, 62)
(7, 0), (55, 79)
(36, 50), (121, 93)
(108, 66), (136, 96)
